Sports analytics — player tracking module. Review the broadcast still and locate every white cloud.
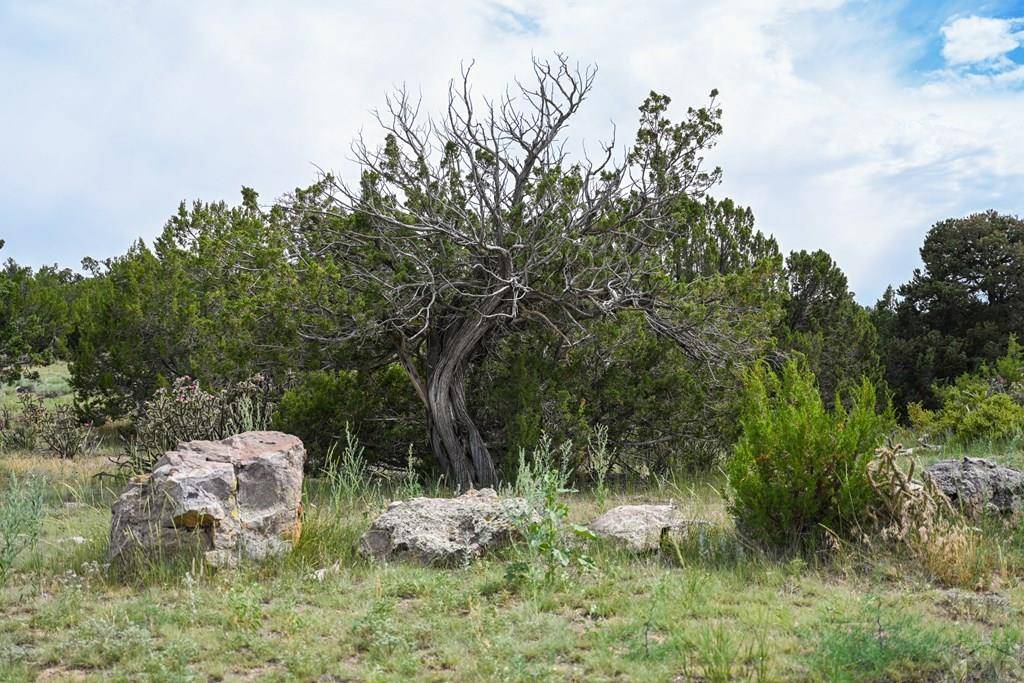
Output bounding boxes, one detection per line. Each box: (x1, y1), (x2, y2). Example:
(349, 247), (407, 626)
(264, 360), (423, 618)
(1, 1), (1023, 303)
(941, 15), (1024, 66)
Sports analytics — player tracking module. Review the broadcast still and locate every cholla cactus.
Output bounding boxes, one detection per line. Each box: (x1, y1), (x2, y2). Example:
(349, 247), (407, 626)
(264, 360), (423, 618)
(38, 405), (99, 459)
(866, 442), (988, 588)
(0, 395), (46, 452)
(111, 375), (277, 473)
(866, 441), (956, 544)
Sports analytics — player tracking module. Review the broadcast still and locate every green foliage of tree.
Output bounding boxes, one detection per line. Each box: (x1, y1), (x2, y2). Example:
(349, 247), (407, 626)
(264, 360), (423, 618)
(476, 314), (734, 476)
(875, 211), (1024, 408)
(475, 200), (785, 475)
(68, 190), (301, 416)
(0, 241), (80, 383)
(781, 250), (881, 405)
(669, 197), (783, 282)
(910, 335), (1024, 444)
(727, 360), (894, 550)
(69, 241), (191, 415)
(274, 367), (423, 472)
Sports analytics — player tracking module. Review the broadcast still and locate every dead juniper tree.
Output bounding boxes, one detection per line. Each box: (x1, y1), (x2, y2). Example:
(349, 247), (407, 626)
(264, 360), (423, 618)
(289, 55), (742, 490)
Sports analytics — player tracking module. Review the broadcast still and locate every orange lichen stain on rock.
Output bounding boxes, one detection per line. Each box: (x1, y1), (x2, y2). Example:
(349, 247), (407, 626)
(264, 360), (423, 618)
(290, 503), (304, 541)
(172, 511), (218, 530)
(286, 518), (302, 544)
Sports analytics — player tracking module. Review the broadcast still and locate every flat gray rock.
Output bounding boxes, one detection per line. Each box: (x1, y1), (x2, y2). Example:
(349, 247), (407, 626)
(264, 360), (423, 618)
(109, 431), (305, 567)
(924, 457), (1024, 519)
(359, 488), (532, 566)
(588, 504), (698, 552)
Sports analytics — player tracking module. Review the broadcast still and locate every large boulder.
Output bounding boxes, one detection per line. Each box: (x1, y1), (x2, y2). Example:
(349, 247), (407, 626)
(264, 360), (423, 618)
(588, 504), (701, 552)
(109, 431), (305, 567)
(924, 457), (1024, 518)
(359, 488), (531, 566)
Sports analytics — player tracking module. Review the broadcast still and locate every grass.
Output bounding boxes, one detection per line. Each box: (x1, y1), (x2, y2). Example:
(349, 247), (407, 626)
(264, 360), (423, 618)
(0, 367), (1022, 680)
(0, 448), (1022, 682)
(1, 362), (74, 409)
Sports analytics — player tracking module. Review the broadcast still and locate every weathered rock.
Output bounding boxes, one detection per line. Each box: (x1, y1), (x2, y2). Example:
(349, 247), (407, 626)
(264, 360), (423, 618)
(588, 504), (701, 552)
(924, 457), (1024, 518)
(359, 488), (532, 565)
(108, 431), (305, 567)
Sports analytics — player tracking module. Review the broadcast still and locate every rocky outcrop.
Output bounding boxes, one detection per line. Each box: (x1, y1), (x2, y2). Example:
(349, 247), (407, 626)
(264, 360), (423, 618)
(588, 504), (701, 552)
(108, 431), (305, 567)
(359, 488), (532, 565)
(924, 457), (1024, 518)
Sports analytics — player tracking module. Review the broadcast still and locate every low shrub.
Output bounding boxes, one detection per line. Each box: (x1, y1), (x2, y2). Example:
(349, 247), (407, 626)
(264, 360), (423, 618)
(905, 401), (934, 434)
(394, 445), (424, 500)
(504, 432), (572, 505)
(666, 523), (749, 569)
(927, 377), (1024, 443)
(726, 360), (894, 550)
(351, 600), (411, 658)
(1, 394), (98, 458)
(958, 392), (1024, 442)
(583, 424), (613, 504)
(321, 426), (381, 508)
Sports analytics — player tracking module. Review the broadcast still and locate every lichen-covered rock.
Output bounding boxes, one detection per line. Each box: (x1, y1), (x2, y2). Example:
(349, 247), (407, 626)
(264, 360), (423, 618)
(359, 488), (531, 565)
(108, 431), (304, 567)
(924, 457), (1024, 518)
(588, 504), (699, 552)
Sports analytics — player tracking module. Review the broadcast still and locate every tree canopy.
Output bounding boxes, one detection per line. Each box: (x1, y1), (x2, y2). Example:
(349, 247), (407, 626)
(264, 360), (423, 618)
(781, 249), (880, 404)
(0, 241), (80, 383)
(280, 57), (776, 488)
(874, 210), (1024, 407)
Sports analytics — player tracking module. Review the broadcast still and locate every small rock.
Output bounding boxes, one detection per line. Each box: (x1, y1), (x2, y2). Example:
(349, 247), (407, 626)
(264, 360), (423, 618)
(62, 536), (87, 545)
(359, 488), (533, 566)
(108, 431), (305, 568)
(588, 504), (701, 552)
(924, 457), (1024, 518)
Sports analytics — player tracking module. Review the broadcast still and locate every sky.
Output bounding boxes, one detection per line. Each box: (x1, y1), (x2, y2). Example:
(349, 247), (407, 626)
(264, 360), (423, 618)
(1, 1), (1023, 303)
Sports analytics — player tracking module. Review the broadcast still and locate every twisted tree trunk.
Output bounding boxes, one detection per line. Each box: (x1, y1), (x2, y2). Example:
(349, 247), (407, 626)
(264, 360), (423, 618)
(421, 310), (499, 491)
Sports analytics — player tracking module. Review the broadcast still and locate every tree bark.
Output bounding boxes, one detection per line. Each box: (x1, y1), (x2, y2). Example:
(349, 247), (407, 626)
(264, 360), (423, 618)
(422, 311), (499, 490)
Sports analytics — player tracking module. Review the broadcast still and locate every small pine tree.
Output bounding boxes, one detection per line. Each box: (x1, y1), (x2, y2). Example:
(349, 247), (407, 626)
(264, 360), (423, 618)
(726, 360), (894, 550)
